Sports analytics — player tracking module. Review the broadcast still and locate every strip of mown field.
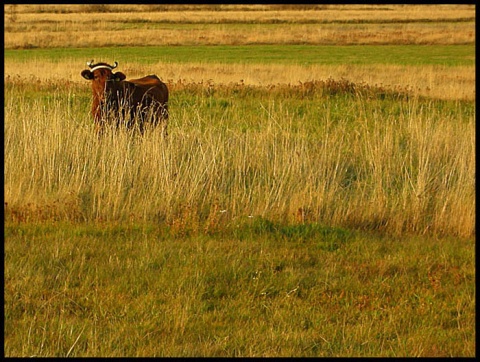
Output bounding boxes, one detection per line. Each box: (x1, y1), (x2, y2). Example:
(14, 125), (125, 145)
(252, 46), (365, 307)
(4, 45), (475, 67)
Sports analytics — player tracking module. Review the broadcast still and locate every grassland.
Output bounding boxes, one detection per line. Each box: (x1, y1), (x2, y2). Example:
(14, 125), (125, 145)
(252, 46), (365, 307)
(4, 76), (476, 237)
(4, 4), (475, 48)
(4, 222), (475, 357)
(4, 44), (475, 66)
(3, 4), (476, 357)
(3, 46), (475, 101)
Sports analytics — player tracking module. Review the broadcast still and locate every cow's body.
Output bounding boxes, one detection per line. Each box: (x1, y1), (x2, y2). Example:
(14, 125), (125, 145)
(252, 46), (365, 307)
(81, 61), (168, 136)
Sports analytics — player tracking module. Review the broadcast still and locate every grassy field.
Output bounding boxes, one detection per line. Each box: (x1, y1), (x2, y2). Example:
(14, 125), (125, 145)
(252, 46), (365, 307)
(4, 4), (475, 48)
(4, 75), (476, 237)
(4, 45), (475, 101)
(3, 4), (476, 357)
(4, 222), (475, 357)
(4, 44), (475, 66)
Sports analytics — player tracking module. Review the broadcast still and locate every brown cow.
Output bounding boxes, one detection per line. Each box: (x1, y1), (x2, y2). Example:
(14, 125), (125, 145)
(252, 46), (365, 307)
(81, 60), (168, 136)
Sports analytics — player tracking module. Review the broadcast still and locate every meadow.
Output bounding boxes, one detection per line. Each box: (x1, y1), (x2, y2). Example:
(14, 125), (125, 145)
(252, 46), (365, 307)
(3, 4), (476, 357)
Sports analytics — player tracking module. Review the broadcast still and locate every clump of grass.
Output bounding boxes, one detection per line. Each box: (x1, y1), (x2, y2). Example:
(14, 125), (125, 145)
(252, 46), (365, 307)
(167, 78), (412, 100)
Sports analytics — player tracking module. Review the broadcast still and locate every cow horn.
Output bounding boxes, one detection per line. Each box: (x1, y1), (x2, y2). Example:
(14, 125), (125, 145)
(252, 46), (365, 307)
(112, 61), (118, 69)
(87, 60), (94, 68)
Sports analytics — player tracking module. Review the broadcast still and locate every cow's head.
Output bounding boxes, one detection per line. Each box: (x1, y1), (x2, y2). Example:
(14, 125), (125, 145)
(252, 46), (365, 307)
(81, 60), (126, 101)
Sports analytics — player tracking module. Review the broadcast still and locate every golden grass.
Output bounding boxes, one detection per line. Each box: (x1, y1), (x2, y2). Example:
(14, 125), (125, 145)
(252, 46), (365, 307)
(4, 75), (476, 238)
(5, 23), (475, 49)
(4, 5), (475, 48)
(6, 4), (475, 21)
(4, 59), (475, 101)
(3, 3), (475, 234)
(4, 6), (476, 357)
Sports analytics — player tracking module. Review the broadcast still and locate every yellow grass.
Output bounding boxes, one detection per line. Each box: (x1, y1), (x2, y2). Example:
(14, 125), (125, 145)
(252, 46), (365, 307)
(4, 78), (475, 238)
(3, 5), (476, 357)
(5, 23), (475, 49)
(4, 59), (475, 101)
(4, 5), (475, 49)
(6, 4), (475, 22)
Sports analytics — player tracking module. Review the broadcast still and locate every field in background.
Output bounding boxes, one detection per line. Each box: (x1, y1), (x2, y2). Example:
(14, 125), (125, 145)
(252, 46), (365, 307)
(4, 4), (475, 101)
(4, 4), (476, 357)
(4, 44), (475, 101)
(4, 4), (475, 48)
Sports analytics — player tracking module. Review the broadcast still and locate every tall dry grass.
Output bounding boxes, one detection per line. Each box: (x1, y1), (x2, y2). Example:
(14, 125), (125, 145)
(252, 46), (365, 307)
(4, 78), (475, 238)
(3, 3), (475, 237)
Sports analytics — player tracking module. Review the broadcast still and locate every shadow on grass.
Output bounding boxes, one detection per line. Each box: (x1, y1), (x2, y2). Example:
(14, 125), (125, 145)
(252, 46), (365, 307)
(234, 217), (354, 251)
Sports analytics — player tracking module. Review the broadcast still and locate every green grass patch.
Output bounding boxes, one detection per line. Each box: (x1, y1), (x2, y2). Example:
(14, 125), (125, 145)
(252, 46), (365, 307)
(4, 221), (475, 357)
(4, 45), (475, 66)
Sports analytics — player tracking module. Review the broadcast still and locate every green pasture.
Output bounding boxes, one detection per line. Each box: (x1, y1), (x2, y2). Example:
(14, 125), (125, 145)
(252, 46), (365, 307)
(4, 221), (475, 357)
(4, 44), (475, 66)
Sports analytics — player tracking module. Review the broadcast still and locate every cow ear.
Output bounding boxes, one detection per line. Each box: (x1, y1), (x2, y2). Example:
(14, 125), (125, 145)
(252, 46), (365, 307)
(113, 72), (126, 81)
(81, 70), (93, 80)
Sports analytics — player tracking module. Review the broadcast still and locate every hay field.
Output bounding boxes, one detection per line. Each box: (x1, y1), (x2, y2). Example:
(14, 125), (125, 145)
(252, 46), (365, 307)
(4, 4), (475, 48)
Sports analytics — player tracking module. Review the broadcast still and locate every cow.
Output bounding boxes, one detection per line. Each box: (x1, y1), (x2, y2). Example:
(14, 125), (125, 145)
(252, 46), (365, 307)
(81, 60), (168, 136)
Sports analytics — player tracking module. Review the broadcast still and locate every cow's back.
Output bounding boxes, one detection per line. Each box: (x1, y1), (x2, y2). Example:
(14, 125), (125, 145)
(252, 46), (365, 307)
(129, 75), (161, 87)
(127, 75), (168, 105)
